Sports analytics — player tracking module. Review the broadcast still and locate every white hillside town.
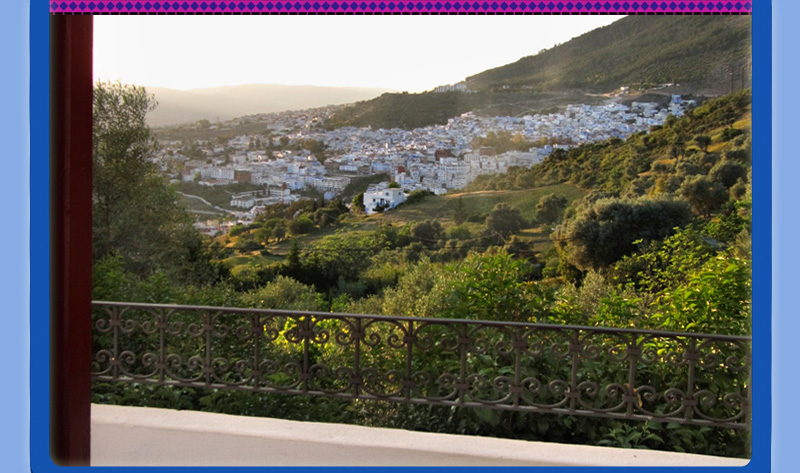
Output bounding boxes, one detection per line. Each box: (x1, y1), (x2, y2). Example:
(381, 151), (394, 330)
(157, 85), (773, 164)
(155, 95), (691, 234)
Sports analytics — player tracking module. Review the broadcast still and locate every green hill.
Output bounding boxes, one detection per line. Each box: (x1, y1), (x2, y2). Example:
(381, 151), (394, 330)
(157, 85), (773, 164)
(467, 16), (751, 92)
(324, 16), (750, 131)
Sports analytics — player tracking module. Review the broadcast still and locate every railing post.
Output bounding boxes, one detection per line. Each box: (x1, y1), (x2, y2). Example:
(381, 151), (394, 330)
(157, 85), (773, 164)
(737, 344), (753, 436)
(626, 332), (640, 417)
(252, 312), (261, 390)
(569, 329), (581, 412)
(512, 326), (523, 408)
(684, 337), (698, 422)
(746, 342), (752, 432)
(405, 319), (414, 400)
(353, 318), (362, 397)
(204, 310), (213, 386)
(111, 306), (120, 380)
(302, 314), (311, 393)
(457, 325), (469, 405)
(158, 308), (166, 384)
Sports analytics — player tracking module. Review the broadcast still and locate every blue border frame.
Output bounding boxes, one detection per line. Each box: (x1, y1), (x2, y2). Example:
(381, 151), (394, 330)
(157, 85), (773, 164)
(28, 5), (772, 473)
(30, 0), (51, 470)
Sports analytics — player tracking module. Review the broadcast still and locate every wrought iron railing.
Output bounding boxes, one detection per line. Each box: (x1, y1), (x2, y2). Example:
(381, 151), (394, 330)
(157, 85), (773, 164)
(91, 301), (751, 430)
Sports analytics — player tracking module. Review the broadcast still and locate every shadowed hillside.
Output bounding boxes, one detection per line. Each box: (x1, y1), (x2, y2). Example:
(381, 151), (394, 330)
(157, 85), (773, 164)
(467, 16), (750, 93)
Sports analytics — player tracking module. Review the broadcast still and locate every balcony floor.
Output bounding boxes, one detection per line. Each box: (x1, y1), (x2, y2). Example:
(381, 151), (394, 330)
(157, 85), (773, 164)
(90, 404), (749, 467)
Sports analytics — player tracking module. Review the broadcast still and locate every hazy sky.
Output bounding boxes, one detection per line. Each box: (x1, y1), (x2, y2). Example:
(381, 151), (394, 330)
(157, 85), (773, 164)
(94, 15), (624, 92)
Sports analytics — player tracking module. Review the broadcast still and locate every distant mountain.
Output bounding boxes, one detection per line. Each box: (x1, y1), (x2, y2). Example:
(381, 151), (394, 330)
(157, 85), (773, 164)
(326, 16), (750, 131)
(145, 84), (396, 127)
(467, 15), (751, 92)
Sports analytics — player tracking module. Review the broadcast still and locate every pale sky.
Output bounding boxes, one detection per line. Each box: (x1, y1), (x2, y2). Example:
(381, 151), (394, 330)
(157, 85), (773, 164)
(94, 15), (624, 93)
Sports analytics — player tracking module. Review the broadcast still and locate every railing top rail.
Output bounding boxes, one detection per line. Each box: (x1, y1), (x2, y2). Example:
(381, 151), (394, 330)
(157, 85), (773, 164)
(91, 300), (752, 342)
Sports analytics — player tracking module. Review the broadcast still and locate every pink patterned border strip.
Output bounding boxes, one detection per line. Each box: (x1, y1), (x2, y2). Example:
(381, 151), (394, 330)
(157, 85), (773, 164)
(51, 1), (753, 14)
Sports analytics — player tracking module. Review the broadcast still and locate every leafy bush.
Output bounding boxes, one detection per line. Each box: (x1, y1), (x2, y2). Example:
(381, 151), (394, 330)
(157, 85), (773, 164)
(404, 189), (434, 205)
(565, 197), (692, 271)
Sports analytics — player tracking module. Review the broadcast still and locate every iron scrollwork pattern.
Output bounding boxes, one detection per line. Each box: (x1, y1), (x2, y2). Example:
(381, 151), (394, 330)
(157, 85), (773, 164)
(91, 301), (751, 430)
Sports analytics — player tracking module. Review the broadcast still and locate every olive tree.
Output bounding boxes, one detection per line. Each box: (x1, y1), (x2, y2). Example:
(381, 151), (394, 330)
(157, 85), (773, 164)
(565, 197), (692, 271)
(92, 81), (211, 282)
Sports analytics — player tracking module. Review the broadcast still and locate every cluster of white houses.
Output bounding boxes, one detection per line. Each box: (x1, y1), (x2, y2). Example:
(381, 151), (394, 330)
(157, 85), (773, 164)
(166, 96), (690, 223)
(433, 82), (471, 93)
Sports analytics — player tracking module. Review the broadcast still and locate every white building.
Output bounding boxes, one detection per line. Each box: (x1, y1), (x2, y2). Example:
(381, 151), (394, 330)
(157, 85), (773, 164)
(202, 167), (235, 180)
(364, 183), (406, 215)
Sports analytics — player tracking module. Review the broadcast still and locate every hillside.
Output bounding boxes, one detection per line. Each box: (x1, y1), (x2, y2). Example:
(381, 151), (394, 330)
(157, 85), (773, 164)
(324, 16), (750, 131)
(323, 89), (597, 131)
(463, 89), (752, 197)
(225, 183), (585, 260)
(467, 15), (751, 93)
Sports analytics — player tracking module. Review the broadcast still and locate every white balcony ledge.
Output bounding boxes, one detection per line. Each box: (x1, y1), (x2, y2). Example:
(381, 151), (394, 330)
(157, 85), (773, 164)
(91, 403), (749, 467)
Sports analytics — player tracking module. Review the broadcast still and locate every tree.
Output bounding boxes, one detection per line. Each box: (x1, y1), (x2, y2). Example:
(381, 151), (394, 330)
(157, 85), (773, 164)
(536, 194), (568, 224)
(387, 181), (401, 189)
(709, 159), (748, 188)
(404, 190), (432, 205)
(284, 239), (303, 280)
(303, 138), (326, 155)
(445, 250), (542, 322)
(565, 197), (692, 271)
(241, 276), (324, 311)
(679, 175), (729, 217)
(313, 208), (337, 228)
(352, 192), (366, 213)
(410, 220), (444, 247)
(271, 221), (287, 242)
(694, 134), (712, 152)
(453, 197), (467, 225)
(289, 215), (315, 235)
(514, 172), (536, 189)
(720, 127), (743, 141)
(447, 224), (473, 241)
(92, 81), (211, 282)
(485, 203), (526, 242)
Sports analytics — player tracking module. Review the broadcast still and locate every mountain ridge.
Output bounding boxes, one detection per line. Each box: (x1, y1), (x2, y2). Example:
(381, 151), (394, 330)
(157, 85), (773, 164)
(145, 84), (396, 127)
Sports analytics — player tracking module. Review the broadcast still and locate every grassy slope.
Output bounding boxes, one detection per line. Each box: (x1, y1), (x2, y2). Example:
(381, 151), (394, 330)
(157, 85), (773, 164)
(258, 183), (584, 257)
(376, 184), (584, 224)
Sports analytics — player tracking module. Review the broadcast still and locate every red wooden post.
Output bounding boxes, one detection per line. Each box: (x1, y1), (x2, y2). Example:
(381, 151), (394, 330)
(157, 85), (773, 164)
(50, 14), (93, 466)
